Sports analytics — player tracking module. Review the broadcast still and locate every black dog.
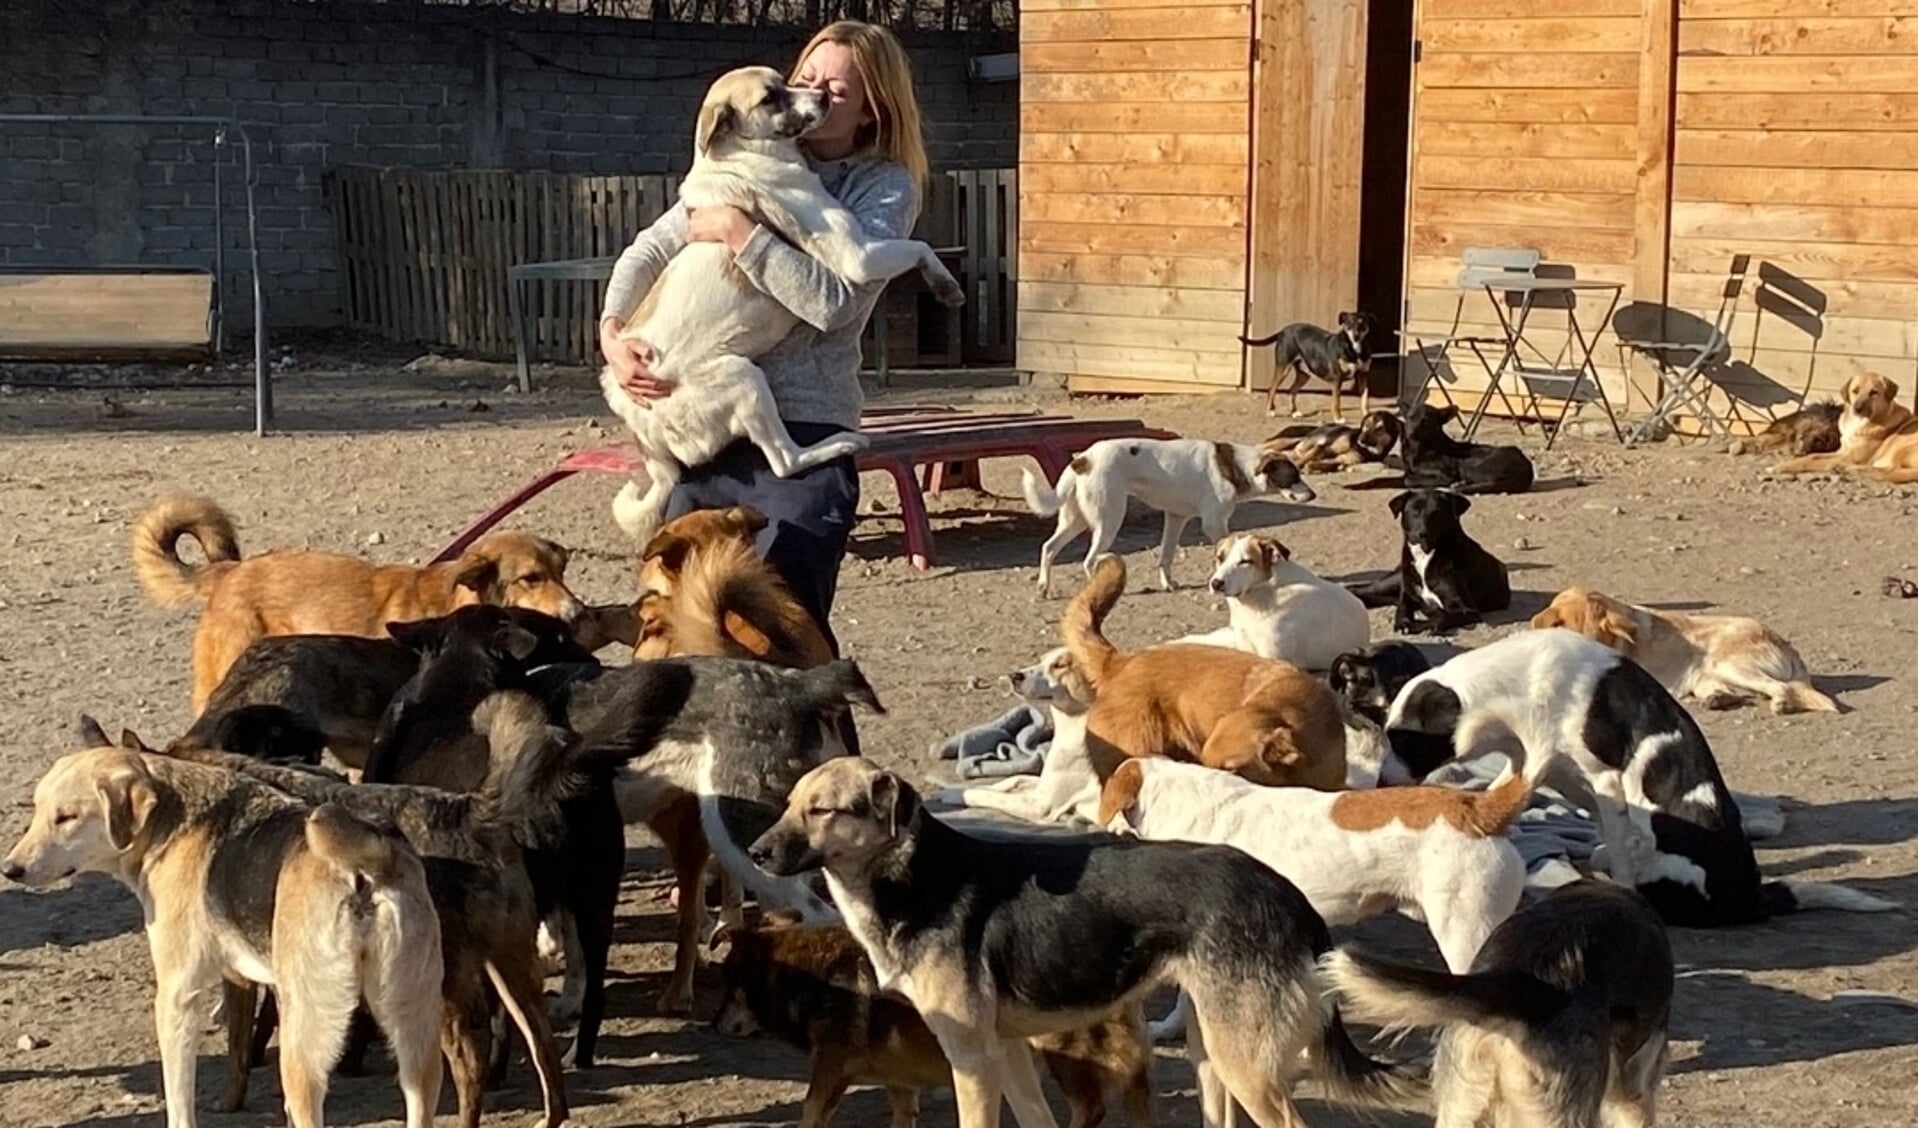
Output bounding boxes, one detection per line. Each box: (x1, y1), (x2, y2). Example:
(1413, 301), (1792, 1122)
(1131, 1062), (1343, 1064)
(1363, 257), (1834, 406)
(1248, 311), (1374, 420)
(1350, 489), (1510, 635)
(1327, 641), (1433, 727)
(179, 634), (420, 769)
(1399, 403), (1535, 494)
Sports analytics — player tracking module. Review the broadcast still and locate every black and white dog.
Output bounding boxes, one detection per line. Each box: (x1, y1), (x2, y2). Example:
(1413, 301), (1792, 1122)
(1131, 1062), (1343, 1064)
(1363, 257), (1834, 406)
(1384, 628), (1897, 926)
(1350, 489), (1511, 635)
(1328, 641), (1434, 728)
(1248, 311), (1374, 420)
(1399, 403), (1535, 494)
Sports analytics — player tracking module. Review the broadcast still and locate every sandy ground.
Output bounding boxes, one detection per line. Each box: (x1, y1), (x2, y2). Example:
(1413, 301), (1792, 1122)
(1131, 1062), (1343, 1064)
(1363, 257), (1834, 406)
(2, 337), (1916, 1128)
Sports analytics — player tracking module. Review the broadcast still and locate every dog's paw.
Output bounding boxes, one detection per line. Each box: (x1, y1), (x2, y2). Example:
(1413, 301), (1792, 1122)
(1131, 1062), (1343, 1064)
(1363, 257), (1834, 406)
(655, 982), (695, 1016)
(928, 271), (967, 308)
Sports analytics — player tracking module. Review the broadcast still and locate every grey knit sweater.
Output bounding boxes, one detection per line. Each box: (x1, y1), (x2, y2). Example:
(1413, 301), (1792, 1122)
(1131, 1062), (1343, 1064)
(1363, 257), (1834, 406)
(599, 156), (922, 430)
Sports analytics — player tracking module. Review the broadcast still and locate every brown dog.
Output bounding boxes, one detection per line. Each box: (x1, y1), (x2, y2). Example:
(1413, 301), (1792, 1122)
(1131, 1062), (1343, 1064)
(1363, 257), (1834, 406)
(714, 916), (1153, 1128)
(1064, 554), (1347, 790)
(1728, 401), (1840, 457)
(1770, 373), (1918, 483)
(133, 493), (585, 710)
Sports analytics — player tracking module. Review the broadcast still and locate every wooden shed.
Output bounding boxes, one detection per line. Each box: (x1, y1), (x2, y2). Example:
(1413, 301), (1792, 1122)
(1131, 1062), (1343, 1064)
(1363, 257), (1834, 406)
(1017, 0), (1918, 427)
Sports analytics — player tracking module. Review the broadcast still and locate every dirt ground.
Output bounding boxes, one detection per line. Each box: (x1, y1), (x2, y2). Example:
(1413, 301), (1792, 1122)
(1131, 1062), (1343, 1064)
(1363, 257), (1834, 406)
(2, 337), (1916, 1128)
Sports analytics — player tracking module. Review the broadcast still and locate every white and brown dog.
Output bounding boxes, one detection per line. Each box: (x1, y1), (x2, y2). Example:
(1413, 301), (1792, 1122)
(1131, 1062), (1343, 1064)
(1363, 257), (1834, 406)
(602, 66), (964, 540)
(935, 647), (1105, 828)
(1, 719), (445, 1128)
(1177, 533), (1370, 671)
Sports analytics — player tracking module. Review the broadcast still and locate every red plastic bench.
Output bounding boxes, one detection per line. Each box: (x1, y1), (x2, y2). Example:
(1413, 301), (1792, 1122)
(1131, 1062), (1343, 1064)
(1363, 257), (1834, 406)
(434, 405), (1176, 570)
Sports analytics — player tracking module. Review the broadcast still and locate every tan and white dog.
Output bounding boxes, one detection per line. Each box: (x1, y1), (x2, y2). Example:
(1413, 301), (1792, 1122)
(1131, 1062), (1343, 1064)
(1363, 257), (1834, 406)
(1531, 585), (1838, 715)
(602, 66), (965, 540)
(1, 722), (445, 1128)
(1177, 533), (1371, 672)
(935, 647), (1105, 828)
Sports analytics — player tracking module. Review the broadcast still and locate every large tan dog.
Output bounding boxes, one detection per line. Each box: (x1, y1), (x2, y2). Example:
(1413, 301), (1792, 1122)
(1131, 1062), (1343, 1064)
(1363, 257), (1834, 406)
(132, 493), (584, 710)
(1770, 373), (1918, 483)
(1065, 554), (1348, 790)
(1532, 585), (1838, 715)
(1, 727), (445, 1128)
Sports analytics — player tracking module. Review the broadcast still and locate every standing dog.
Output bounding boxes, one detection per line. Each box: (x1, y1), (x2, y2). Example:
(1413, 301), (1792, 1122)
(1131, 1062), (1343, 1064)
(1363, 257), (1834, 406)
(601, 66), (964, 541)
(132, 492), (584, 711)
(2, 729), (445, 1128)
(1532, 585), (1838, 714)
(1022, 437), (1318, 594)
(749, 757), (1423, 1128)
(1323, 880), (1674, 1128)
(1769, 373), (1918, 484)
(1397, 403), (1535, 494)
(1177, 533), (1370, 671)
(1350, 490), (1511, 635)
(1245, 312), (1375, 420)
(1263, 409), (1402, 472)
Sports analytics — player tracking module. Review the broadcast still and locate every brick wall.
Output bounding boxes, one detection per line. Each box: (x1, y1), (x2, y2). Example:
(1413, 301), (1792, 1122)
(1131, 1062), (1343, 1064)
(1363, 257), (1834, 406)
(0, 0), (1017, 327)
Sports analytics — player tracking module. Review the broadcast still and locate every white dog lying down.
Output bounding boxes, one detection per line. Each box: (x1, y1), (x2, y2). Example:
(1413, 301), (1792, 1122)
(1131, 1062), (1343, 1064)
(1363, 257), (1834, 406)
(602, 66), (964, 540)
(934, 647), (1104, 828)
(1177, 532), (1370, 671)
(1531, 585), (1838, 715)
(1101, 755), (1534, 1040)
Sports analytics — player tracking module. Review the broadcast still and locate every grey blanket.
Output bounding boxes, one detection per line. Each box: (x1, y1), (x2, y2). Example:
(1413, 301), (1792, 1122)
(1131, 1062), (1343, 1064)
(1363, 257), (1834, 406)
(931, 704), (1052, 780)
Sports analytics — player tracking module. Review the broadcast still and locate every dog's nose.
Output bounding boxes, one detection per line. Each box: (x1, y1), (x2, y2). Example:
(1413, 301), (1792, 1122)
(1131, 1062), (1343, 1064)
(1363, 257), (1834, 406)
(1208, 578), (1226, 593)
(1009, 671), (1026, 687)
(747, 843), (772, 868)
(0, 860), (24, 883)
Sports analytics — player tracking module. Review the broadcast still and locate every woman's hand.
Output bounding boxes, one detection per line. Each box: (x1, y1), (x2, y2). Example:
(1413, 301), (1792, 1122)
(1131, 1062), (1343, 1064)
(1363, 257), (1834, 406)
(686, 205), (757, 254)
(599, 317), (673, 401)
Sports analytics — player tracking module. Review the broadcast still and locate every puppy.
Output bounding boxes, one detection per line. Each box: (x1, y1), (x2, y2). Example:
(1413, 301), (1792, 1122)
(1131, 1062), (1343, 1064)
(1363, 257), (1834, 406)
(1328, 641), (1433, 728)
(1263, 409), (1402, 472)
(1532, 586), (1838, 715)
(1385, 628), (1897, 926)
(2, 729), (445, 1128)
(713, 918), (1153, 1128)
(1245, 311), (1375, 419)
(1770, 373), (1918, 483)
(133, 492), (584, 711)
(936, 647), (1104, 828)
(1176, 533), (1370, 671)
(601, 67), (963, 541)
(1398, 403), (1535, 494)
(1023, 436), (1318, 594)
(1068, 554), (1349, 790)
(1728, 400), (1840, 457)
(1350, 489), (1511, 635)
(1323, 879), (1674, 1128)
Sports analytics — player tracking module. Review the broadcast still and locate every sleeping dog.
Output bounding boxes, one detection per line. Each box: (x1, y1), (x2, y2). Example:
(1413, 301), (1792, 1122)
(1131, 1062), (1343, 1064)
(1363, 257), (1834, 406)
(1384, 628), (1897, 926)
(1399, 403), (1535, 494)
(1350, 489), (1511, 635)
(1246, 311), (1374, 420)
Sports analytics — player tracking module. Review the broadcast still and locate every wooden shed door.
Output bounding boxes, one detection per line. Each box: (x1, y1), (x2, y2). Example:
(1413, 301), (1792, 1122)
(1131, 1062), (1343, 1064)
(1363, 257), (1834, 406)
(1244, 0), (1370, 395)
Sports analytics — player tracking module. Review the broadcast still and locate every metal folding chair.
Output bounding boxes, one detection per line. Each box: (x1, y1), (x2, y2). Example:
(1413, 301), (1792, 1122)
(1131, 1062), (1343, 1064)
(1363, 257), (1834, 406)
(1399, 247), (1541, 433)
(1614, 256), (1750, 446)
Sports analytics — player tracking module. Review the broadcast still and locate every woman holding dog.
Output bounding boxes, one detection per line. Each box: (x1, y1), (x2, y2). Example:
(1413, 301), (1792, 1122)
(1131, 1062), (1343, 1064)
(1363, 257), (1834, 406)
(598, 20), (929, 653)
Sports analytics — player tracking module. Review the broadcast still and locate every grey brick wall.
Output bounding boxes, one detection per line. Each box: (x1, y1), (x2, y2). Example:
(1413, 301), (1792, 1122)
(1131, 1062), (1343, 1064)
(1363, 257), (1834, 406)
(0, 0), (1017, 328)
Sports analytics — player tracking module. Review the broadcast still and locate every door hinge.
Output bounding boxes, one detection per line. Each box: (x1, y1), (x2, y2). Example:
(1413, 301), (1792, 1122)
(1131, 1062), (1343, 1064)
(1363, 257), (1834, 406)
(1413, 39), (1423, 63)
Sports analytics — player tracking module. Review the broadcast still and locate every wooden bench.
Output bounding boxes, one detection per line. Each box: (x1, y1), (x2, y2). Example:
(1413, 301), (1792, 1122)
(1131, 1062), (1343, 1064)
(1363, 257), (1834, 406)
(0, 266), (216, 361)
(433, 405), (1177, 570)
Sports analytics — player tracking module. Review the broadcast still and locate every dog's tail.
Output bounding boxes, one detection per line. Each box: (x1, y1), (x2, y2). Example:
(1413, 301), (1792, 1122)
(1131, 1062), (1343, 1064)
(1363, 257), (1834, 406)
(1456, 761), (1538, 838)
(1020, 462), (1072, 519)
(1063, 554), (1127, 689)
(303, 802), (406, 884)
(1774, 679), (1841, 714)
(1762, 879), (1899, 916)
(672, 539), (836, 668)
(1239, 328), (1283, 348)
(1309, 1005), (1429, 1111)
(1319, 947), (1569, 1039)
(131, 493), (242, 608)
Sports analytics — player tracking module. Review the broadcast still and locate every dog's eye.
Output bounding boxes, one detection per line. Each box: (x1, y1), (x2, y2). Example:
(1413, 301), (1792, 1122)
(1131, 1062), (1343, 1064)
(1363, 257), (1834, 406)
(518, 575), (544, 586)
(807, 806), (837, 819)
(52, 812), (75, 826)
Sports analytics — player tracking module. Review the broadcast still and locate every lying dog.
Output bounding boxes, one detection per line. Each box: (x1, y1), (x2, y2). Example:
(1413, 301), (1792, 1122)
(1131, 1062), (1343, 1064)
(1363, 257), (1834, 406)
(1728, 400), (1840, 457)
(1770, 372), (1918, 484)
(1245, 311), (1375, 420)
(1069, 554), (1349, 790)
(1328, 641), (1433, 728)
(1398, 403), (1535, 494)
(2, 728), (445, 1128)
(1350, 489), (1511, 635)
(1324, 879), (1673, 1128)
(714, 917), (1153, 1128)
(936, 647), (1104, 828)
(750, 757), (1423, 1128)
(1532, 585), (1838, 715)
(1176, 532), (1370, 671)
(1262, 408), (1401, 472)
(1022, 437), (1318, 594)
(132, 492), (584, 711)
(601, 66), (964, 542)
(1386, 628), (1897, 926)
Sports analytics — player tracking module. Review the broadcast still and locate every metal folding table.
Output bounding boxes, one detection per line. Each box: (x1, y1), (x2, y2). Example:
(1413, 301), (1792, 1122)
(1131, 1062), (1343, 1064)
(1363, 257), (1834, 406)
(1468, 276), (1627, 449)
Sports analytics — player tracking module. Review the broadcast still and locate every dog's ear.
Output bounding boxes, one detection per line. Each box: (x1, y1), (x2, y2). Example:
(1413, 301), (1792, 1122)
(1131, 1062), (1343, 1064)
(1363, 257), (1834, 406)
(1597, 604), (1638, 648)
(1253, 536), (1290, 565)
(695, 101), (736, 155)
(1097, 759), (1146, 831)
(118, 728), (157, 754)
(1443, 490), (1473, 517)
(387, 616), (450, 654)
(75, 714), (112, 749)
(640, 525), (696, 576)
(868, 770), (916, 839)
(1433, 404), (1460, 423)
(1530, 604), (1566, 630)
(1387, 491), (1412, 518)
(1883, 376), (1903, 404)
(495, 623), (541, 662)
(453, 553), (500, 598)
(727, 506), (771, 538)
(1327, 654), (1356, 693)
(96, 766), (157, 853)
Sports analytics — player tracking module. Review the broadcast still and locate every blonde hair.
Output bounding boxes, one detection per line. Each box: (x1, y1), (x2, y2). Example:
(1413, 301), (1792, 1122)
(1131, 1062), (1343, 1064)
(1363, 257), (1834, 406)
(792, 21), (930, 188)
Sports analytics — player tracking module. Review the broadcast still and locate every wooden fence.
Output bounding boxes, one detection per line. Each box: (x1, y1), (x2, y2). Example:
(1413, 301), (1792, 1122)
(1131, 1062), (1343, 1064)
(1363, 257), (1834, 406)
(326, 165), (1016, 368)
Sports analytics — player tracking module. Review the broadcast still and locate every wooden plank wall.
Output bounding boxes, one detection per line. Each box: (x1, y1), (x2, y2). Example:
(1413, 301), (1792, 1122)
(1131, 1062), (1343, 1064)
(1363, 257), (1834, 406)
(1669, 0), (1918, 425)
(1017, 0), (1254, 393)
(1402, 0), (1658, 417)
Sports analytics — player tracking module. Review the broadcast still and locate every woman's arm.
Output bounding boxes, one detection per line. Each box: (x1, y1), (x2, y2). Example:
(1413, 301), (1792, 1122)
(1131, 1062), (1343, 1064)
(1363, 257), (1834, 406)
(600, 202), (692, 328)
(728, 166), (922, 334)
